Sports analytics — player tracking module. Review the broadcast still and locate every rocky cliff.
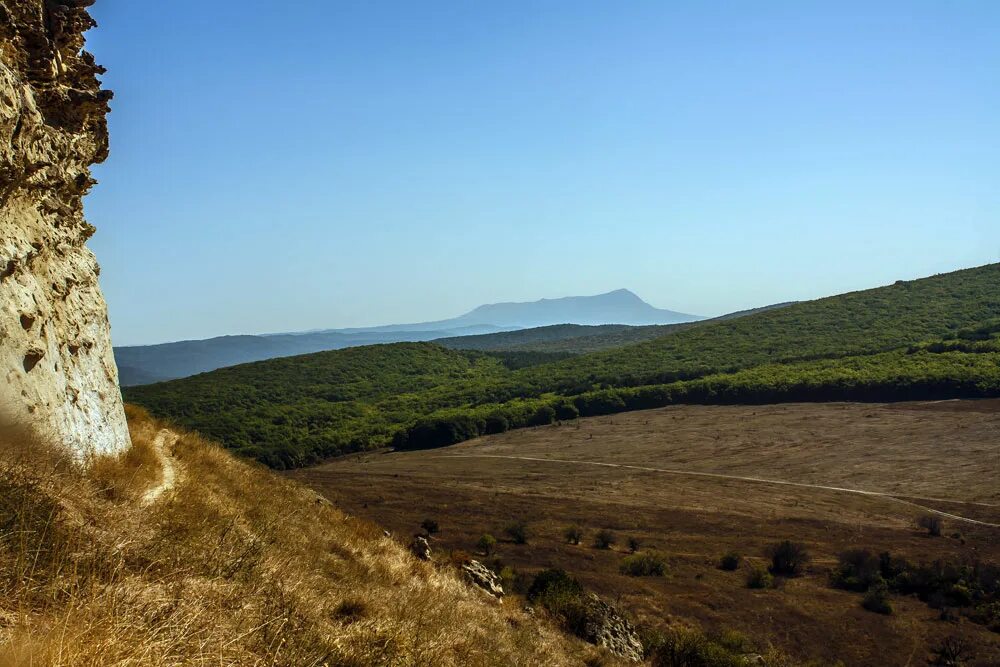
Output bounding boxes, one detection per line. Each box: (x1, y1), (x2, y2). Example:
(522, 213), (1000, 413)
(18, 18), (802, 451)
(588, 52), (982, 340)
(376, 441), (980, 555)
(0, 0), (128, 456)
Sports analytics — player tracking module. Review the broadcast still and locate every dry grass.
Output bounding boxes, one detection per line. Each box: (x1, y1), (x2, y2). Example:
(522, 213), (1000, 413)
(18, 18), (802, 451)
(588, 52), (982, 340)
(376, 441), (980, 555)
(292, 401), (1000, 666)
(88, 404), (165, 501)
(0, 407), (599, 666)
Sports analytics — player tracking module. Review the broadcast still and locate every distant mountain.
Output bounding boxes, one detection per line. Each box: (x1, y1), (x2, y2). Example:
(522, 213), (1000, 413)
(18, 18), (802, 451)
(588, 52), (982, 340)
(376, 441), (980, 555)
(435, 303), (794, 354)
(334, 289), (701, 334)
(115, 289), (701, 385)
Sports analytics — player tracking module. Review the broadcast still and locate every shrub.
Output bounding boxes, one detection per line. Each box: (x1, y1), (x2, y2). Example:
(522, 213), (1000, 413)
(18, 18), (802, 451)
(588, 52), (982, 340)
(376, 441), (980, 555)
(498, 565), (517, 593)
(627, 536), (641, 553)
(528, 568), (584, 601)
(527, 569), (591, 637)
(476, 534), (497, 556)
(483, 414), (509, 434)
(644, 627), (750, 667)
(918, 514), (943, 537)
(620, 552), (667, 577)
(504, 520), (529, 544)
(862, 577), (893, 615)
(930, 636), (970, 666)
(766, 540), (810, 576)
(420, 518), (439, 535)
(718, 551), (741, 571)
(831, 548), (881, 591)
(593, 529), (617, 550)
(746, 564), (774, 589)
(564, 526), (584, 545)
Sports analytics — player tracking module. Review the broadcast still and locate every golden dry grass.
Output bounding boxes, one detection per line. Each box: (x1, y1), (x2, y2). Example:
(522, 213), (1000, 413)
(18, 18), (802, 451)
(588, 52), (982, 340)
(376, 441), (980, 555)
(292, 401), (1000, 666)
(0, 406), (600, 666)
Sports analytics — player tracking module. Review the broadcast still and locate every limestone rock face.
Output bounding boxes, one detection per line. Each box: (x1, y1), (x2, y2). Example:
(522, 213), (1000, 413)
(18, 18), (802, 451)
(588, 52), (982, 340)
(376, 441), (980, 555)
(0, 0), (129, 456)
(580, 594), (643, 663)
(461, 560), (504, 598)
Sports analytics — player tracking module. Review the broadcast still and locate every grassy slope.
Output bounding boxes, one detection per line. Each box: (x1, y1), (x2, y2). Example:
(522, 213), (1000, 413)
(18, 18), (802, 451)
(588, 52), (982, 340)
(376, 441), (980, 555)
(0, 409), (595, 666)
(126, 263), (1000, 467)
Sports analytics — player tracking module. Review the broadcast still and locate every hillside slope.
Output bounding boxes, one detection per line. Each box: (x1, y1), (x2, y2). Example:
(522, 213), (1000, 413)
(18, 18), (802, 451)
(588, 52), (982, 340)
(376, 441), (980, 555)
(126, 264), (1000, 467)
(529, 264), (1000, 389)
(435, 303), (795, 354)
(116, 288), (700, 386)
(115, 327), (504, 386)
(0, 409), (595, 666)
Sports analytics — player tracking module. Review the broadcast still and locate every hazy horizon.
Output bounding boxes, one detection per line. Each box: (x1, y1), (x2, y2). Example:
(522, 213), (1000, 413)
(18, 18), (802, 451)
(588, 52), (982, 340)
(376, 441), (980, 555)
(84, 1), (1000, 345)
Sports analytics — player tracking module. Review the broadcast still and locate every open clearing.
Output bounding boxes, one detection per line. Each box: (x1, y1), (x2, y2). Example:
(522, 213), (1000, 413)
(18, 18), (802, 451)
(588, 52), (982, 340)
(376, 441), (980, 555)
(289, 401), (1000, 666)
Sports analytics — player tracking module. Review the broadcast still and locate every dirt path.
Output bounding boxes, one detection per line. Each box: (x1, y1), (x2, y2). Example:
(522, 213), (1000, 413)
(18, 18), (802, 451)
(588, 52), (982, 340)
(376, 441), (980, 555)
(442, 454), (1000, 527)
(142, 429), (179, 505)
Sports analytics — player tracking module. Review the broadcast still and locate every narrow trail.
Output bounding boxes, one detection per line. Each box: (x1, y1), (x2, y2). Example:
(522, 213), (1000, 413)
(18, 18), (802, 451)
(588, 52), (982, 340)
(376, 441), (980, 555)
(442, 453), (1000, 528)
(142, 429), (179, 505)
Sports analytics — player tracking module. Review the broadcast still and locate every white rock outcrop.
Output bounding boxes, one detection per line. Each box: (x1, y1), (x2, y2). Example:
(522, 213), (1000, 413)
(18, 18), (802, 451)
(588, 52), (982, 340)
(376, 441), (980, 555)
(0, 0), (129, 456)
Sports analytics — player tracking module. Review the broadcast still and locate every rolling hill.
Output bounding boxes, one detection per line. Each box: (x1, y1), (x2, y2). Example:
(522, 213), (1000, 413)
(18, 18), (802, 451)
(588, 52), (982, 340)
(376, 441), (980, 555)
(114, 327), (501, 386)
(115, 288), (699, 385)
(435, 303), (795, 354)
(125, 263), (1000, 468)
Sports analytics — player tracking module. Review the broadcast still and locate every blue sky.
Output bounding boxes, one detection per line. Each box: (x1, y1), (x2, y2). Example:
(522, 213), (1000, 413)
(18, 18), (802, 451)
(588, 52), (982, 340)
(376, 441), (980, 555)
(85, 1), (1000, 345)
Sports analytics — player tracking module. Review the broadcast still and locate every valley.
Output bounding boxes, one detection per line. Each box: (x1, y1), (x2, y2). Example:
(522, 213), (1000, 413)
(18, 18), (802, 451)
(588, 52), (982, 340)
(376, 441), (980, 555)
(290, 401), (1000, 666)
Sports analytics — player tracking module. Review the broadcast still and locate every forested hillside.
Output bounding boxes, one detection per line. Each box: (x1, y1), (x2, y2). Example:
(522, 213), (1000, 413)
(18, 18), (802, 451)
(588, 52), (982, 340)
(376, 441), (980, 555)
(126, 264), (1000, 468)
(435, 303), (794, 354)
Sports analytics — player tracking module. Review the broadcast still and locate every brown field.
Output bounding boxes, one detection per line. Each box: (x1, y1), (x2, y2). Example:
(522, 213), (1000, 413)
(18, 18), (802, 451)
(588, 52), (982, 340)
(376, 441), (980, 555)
(289, 400), (1000, 666)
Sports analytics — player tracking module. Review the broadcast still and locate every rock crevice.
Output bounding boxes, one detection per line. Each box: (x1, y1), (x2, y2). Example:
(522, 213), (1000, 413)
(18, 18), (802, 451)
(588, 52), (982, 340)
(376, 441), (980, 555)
(0, 0), (129, 456)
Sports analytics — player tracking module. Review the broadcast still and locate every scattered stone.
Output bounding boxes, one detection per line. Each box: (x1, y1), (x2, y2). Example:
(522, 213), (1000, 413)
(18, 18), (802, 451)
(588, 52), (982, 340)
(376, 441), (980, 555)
(461, 560), (504, 598)
(409, 535), (432, 561)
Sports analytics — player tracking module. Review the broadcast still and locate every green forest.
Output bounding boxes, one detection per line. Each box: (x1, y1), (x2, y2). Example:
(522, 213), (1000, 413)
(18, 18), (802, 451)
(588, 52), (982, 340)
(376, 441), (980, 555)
(125, 264), (1000, 468)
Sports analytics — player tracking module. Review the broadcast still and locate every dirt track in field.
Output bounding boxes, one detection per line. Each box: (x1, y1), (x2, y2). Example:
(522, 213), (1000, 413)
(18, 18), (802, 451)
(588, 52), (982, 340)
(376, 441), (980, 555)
(290, 400), (1000, 666)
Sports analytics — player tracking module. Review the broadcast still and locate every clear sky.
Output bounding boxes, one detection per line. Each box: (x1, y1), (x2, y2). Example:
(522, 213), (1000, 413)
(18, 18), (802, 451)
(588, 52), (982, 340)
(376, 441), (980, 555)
(84, 1), (1000, 345)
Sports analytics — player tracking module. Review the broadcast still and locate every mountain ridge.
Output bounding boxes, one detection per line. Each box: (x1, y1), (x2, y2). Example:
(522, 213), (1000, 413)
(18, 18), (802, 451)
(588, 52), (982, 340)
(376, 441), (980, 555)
(115, 289), (701, 385)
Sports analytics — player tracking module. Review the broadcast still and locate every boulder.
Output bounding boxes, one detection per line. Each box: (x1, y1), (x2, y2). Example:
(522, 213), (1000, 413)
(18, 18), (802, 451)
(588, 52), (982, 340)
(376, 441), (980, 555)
(580, 594), (643, 663)
(409, 535), (432, 561)
(461, 560), (504, 598)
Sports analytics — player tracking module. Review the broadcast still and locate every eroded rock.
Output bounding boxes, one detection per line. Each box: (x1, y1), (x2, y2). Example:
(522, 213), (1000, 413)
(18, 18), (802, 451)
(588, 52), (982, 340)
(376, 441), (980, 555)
(580, 594), (643, 663)
(409, 535), (432, 561)
(461, 559), (504, 598)
(0, 0), (129, 456)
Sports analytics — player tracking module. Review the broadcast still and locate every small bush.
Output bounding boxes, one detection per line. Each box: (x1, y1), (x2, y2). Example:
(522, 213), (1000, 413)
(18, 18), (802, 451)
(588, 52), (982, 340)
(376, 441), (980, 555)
(620, 552), (667, 577)
(746, 564), (774, 589)
(918, 514), (943, 537)
(564, 526), (583, 545)
(831, 548), (881, 591)
(593, 529), (617, 550)
(718, 552), (741, 571)
(527, 569), (591, 637)
(766, 540), (810, 577)
(627, 536), (641, 553)
(476, 533), (497, 556)
(862, 578), (893, 615)
(644, 627), (750, 667)
(504, 520), (529, 545)
(930, 636), (970, 666)
(420, 518), (439, 535)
